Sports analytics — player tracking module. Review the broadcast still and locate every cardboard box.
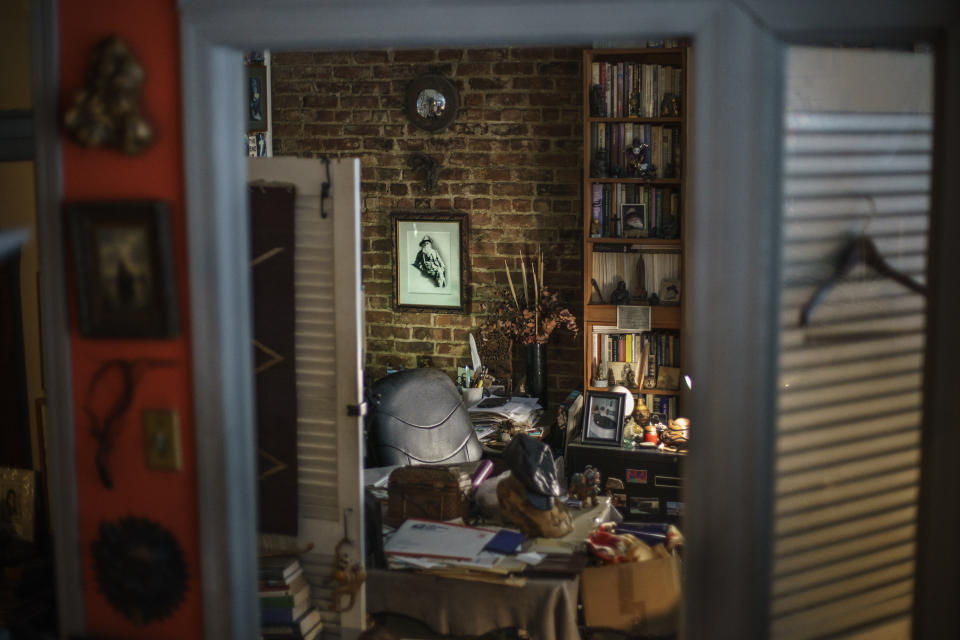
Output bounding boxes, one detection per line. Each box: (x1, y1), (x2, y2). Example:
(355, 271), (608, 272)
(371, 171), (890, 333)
(580, 552), (682, 635)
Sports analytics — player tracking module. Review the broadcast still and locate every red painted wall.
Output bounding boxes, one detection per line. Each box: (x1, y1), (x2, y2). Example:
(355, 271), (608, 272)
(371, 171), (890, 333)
(58, 0), (202, 636)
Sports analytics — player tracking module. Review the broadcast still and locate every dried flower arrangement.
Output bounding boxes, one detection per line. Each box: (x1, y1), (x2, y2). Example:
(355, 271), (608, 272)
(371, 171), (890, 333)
(481, 246), (579, 345)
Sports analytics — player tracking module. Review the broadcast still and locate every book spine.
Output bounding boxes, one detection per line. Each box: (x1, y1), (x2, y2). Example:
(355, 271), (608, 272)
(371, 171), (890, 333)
(591, 184), (602, 237)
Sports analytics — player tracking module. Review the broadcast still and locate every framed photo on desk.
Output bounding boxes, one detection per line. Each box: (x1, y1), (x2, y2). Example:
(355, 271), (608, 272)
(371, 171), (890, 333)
(582, 390), (625, 446)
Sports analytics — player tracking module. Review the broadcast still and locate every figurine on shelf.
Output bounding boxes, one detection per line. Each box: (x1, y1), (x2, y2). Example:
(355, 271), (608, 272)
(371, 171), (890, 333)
(628, 141), (656, 179)
(570, 466), (602, 508)
(623, 363), (637, 389)
(607, 365), (617, 388)
(590, 152), (609, 178)
(660, 92), (681, 117)
(589, 84), (606, 117)
(611, 280), (631, 305)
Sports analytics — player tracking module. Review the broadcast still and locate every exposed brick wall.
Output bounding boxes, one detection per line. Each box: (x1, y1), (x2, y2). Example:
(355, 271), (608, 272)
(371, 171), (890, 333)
(271, 47), (584, 406)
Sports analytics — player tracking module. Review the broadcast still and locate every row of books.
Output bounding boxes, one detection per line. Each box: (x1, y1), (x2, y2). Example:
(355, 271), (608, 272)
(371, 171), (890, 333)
(590, 183), (680, 239)
(643, 394), (678, 420)
(258, 557), (322, 640)
(590, 62), (683, 119)
(591, 123), (681, 180)
(597, 331), (679, 370)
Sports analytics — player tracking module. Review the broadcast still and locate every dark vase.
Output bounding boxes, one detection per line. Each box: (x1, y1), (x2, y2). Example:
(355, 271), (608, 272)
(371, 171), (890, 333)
(525, 342), (548, 409)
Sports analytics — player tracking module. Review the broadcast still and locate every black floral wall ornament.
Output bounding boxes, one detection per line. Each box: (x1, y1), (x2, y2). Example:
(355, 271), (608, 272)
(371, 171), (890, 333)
(91, 516), (188, 624)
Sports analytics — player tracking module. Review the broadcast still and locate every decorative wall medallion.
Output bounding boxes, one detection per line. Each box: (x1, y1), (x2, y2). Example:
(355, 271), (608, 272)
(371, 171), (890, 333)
(63, 36), (154, 154)
(91, 516), (188, 624)
(405, 74), (459, 132)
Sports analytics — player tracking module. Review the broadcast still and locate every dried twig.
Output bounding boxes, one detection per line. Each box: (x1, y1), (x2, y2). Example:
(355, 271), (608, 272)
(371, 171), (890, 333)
(519, 248), (529, 308)
(504, 259), (519, 309)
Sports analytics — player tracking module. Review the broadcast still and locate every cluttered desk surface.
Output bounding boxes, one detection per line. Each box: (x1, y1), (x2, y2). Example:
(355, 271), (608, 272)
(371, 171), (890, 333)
(364, 446), (683, 639)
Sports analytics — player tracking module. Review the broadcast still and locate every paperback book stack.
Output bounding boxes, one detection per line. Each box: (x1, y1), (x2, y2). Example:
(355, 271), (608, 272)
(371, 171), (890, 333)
(259, 557), (322, 640)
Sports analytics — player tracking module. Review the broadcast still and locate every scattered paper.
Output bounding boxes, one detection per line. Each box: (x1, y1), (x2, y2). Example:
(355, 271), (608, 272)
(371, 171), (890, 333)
(517, 551), (546, 565)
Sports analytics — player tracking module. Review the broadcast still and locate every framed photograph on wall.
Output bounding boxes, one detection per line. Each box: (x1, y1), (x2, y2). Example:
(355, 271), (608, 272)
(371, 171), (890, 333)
(0, 467), (36, 542)
(245, 64), (268, 133)
(67, 201), (179, 338)
(392, 210), (469, 312)
(581, 390), (626, 447)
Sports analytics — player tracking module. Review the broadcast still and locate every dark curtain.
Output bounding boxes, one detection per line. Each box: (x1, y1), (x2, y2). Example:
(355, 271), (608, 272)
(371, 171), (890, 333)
(249, 184), (298, 535)
(0, 250), (31, 468)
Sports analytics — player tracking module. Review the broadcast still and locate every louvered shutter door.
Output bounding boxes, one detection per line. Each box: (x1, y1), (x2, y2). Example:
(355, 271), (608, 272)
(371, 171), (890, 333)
(249, 157), (365, 637)
(771, 49), (932, 639)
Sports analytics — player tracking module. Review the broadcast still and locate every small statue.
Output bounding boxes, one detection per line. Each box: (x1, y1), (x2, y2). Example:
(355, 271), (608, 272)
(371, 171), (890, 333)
(607, 365), (617, 387)
(590, 152), (609, 178)
(589, 84), (605, 117)
(628, 141), (656, 179)
(611, 280), (630, 305)
(633, 258), (648, 303)
(569, 466), (602, 508)
(660, 93), (681, 117)
(623, 363), (637, 389)
(328, 539), (366, 613)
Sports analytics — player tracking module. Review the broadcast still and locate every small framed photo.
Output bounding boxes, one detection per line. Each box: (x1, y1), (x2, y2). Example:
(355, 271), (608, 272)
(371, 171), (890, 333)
(659, 278), (681, 304)
(0, 467), (36, 542)
(245, 64), (268, 133)
(68, 201), (179, 338)
(392, 210), (469, 312)
(581, 390), (626, 447)
(621, 203), (647, 238)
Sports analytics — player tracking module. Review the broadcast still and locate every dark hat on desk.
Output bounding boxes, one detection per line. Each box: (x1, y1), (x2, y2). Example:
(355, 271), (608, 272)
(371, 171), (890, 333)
(503, 434), (561, 510)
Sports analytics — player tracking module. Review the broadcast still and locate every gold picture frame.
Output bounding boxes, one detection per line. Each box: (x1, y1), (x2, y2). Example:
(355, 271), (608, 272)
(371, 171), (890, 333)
(0, 467), (36, 542)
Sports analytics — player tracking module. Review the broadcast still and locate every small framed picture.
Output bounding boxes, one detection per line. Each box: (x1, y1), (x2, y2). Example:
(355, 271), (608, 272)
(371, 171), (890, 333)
(0, 467), (36, 542)
(659, 278), (681, 304)
(392, 210), (469, 312)
(245, 64), (268, 133)
(628, 496), (660, 515)
(621, 203), (647, 238)
(581, 390), (626, 447)
(67, 201), (179, 338)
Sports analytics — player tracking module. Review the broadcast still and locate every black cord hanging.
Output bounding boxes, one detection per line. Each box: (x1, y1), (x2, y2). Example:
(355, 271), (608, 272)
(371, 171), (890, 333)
(320, 157), (331, 218)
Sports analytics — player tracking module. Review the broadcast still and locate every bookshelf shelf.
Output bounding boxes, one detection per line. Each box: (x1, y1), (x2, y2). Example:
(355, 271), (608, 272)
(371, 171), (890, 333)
(587, 237), (681, 246)
(583, 304), (679, 327)
(587, 177), (682, 185)
(589, 117), (682, 124)
(587, 385), (680, 396)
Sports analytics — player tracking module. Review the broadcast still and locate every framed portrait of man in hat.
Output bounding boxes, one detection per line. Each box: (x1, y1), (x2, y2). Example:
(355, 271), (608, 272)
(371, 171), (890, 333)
(392, 210), (469, 311)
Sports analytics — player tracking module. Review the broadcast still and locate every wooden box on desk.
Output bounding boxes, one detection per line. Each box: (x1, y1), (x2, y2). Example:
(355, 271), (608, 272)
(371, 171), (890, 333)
(386, 464), (474, 526)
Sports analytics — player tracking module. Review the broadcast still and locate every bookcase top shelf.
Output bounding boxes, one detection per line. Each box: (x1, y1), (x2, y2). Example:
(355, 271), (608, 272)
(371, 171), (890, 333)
(588, 48), (685, 61)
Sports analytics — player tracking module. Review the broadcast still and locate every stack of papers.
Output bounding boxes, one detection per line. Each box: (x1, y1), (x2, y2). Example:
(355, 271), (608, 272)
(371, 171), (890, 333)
(383, 519), (535, 578)
(469, 397), (543, 444)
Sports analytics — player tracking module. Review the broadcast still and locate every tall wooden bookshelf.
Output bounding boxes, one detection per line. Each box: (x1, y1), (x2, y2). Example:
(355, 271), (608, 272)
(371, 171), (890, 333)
(580, 46), (687, 419)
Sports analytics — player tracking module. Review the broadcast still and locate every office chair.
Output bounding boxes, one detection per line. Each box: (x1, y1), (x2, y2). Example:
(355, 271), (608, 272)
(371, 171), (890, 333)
(366, 368), (483, 466)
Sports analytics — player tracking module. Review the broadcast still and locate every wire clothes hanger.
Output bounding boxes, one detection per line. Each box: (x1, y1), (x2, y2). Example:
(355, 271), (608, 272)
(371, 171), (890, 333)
(799, 197), (927, 327)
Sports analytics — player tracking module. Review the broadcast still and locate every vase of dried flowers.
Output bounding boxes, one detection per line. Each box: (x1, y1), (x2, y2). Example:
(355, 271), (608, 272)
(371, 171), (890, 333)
(480, 246), (579, 409)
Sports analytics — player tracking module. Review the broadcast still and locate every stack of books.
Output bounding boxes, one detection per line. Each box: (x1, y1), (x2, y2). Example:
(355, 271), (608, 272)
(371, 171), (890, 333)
(259, 557), (322, 640)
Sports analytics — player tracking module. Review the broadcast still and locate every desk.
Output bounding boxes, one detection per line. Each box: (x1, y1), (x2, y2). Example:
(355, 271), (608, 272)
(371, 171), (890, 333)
(366, 499), (619, 640)
(366, 569), (581, 640)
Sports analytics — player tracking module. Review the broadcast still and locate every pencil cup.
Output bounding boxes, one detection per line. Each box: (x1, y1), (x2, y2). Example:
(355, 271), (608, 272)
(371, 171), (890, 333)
(461, 387), (483, 407)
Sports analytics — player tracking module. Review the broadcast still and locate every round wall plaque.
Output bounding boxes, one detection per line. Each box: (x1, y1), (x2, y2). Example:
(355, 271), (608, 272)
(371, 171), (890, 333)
(405, 74), (459, 132)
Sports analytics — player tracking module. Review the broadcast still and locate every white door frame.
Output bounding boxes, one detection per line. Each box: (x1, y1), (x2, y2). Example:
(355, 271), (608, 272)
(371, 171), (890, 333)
(32, 1), (960, 638)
